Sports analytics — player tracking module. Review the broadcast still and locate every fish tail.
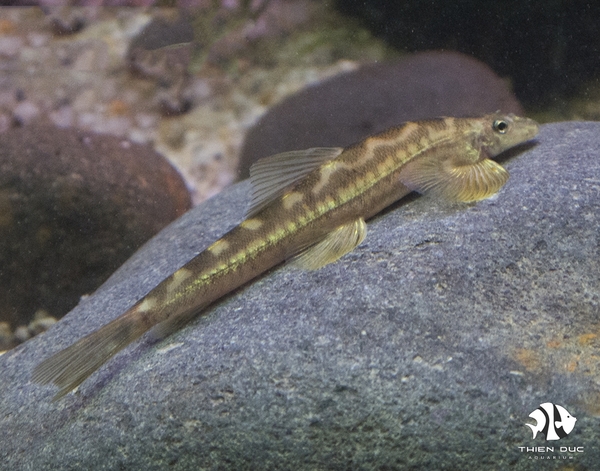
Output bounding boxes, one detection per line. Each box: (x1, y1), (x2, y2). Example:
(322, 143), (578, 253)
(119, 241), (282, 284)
(32, 304), (155, 401)
(525, 423), (538, 439)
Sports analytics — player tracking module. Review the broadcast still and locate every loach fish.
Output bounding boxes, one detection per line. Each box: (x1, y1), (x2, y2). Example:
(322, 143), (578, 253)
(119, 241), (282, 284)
(33, 113), (539, 400)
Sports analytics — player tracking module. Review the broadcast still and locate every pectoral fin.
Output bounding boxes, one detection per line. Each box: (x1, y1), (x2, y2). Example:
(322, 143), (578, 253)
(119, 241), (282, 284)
(292, 218), (367, 270)
(247, 147), (344, 217)
(399, 153), (509, 203)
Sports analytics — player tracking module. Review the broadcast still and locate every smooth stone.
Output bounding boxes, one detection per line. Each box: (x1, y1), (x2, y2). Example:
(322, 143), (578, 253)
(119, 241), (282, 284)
(1, 122), (598, 470)
(0, 123), (191, 333)
(127, 12), (195, 115)
(336, 0), (600, 106)
(238, 51), (523, 178)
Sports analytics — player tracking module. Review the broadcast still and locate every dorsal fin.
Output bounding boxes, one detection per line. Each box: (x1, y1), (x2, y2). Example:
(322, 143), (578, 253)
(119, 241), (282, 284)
(247, 147), (343, 217)
(399, 153), (509, 203)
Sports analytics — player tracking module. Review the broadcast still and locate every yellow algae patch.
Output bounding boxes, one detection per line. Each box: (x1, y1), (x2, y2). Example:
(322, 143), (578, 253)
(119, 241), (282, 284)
(546, 338), (562, 349)
(577, 332), (597, 346)
(281, 192), (304, 210)
(207, 239), (229, 256)
(512, 348), (543, 373)
(510, 322), (600, 382)
(137, 297), (157, 313)
(241, 218), (263, 231)
(167, 267), (192, 294)
(565, 357), (579, 373)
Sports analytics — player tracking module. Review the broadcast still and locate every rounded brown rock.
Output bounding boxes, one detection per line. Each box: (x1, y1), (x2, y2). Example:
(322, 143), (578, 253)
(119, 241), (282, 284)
(0, 124), (191, 330)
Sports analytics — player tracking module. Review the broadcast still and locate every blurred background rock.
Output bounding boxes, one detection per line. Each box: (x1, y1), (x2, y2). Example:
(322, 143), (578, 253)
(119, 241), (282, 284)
(337, 1), (600, 110)
(0, 124), (191, 349)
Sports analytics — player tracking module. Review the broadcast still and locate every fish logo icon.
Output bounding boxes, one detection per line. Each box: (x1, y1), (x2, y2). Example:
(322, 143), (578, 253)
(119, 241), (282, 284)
(526, 403), (577, 441)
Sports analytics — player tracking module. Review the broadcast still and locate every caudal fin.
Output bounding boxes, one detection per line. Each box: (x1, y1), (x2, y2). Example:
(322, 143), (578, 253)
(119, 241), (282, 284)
(32, 307), (151, 401)
(525, 423), (538, 439)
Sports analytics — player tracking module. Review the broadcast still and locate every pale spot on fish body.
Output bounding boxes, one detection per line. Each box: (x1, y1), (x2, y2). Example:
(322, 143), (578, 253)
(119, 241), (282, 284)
(240, 218), (263, 230)
(207, 239), (230, 256)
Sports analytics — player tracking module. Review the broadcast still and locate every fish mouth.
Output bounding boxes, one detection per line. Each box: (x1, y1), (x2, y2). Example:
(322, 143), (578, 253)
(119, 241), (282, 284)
(523, 121), (541, 140)
(511, 116), (540, 141)
(493, 137), (539, 164)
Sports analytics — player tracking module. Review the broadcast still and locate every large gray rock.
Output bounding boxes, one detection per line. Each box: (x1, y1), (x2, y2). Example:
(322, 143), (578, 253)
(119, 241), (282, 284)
(1, 122), (599, 470)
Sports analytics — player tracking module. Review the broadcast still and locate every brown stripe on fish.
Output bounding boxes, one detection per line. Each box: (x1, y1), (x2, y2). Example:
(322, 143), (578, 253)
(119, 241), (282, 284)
(356, 121), (421, 167)
(309, 122), (428, 201)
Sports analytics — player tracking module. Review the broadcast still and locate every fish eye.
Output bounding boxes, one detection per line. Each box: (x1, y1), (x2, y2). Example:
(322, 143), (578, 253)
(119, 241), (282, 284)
(493, 119), (508, 134)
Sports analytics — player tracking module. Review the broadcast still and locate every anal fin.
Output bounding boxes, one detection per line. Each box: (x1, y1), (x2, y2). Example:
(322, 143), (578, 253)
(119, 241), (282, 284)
(292, 218), (367, 270)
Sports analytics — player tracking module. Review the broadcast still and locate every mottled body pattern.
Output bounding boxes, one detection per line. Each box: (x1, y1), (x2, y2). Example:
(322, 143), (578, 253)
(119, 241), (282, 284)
(33, 113), (539, 399)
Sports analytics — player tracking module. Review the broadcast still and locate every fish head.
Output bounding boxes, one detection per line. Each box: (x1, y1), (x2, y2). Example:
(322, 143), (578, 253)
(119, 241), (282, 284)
(555, 405), (577, 434)
(474, 113), (540, 157)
